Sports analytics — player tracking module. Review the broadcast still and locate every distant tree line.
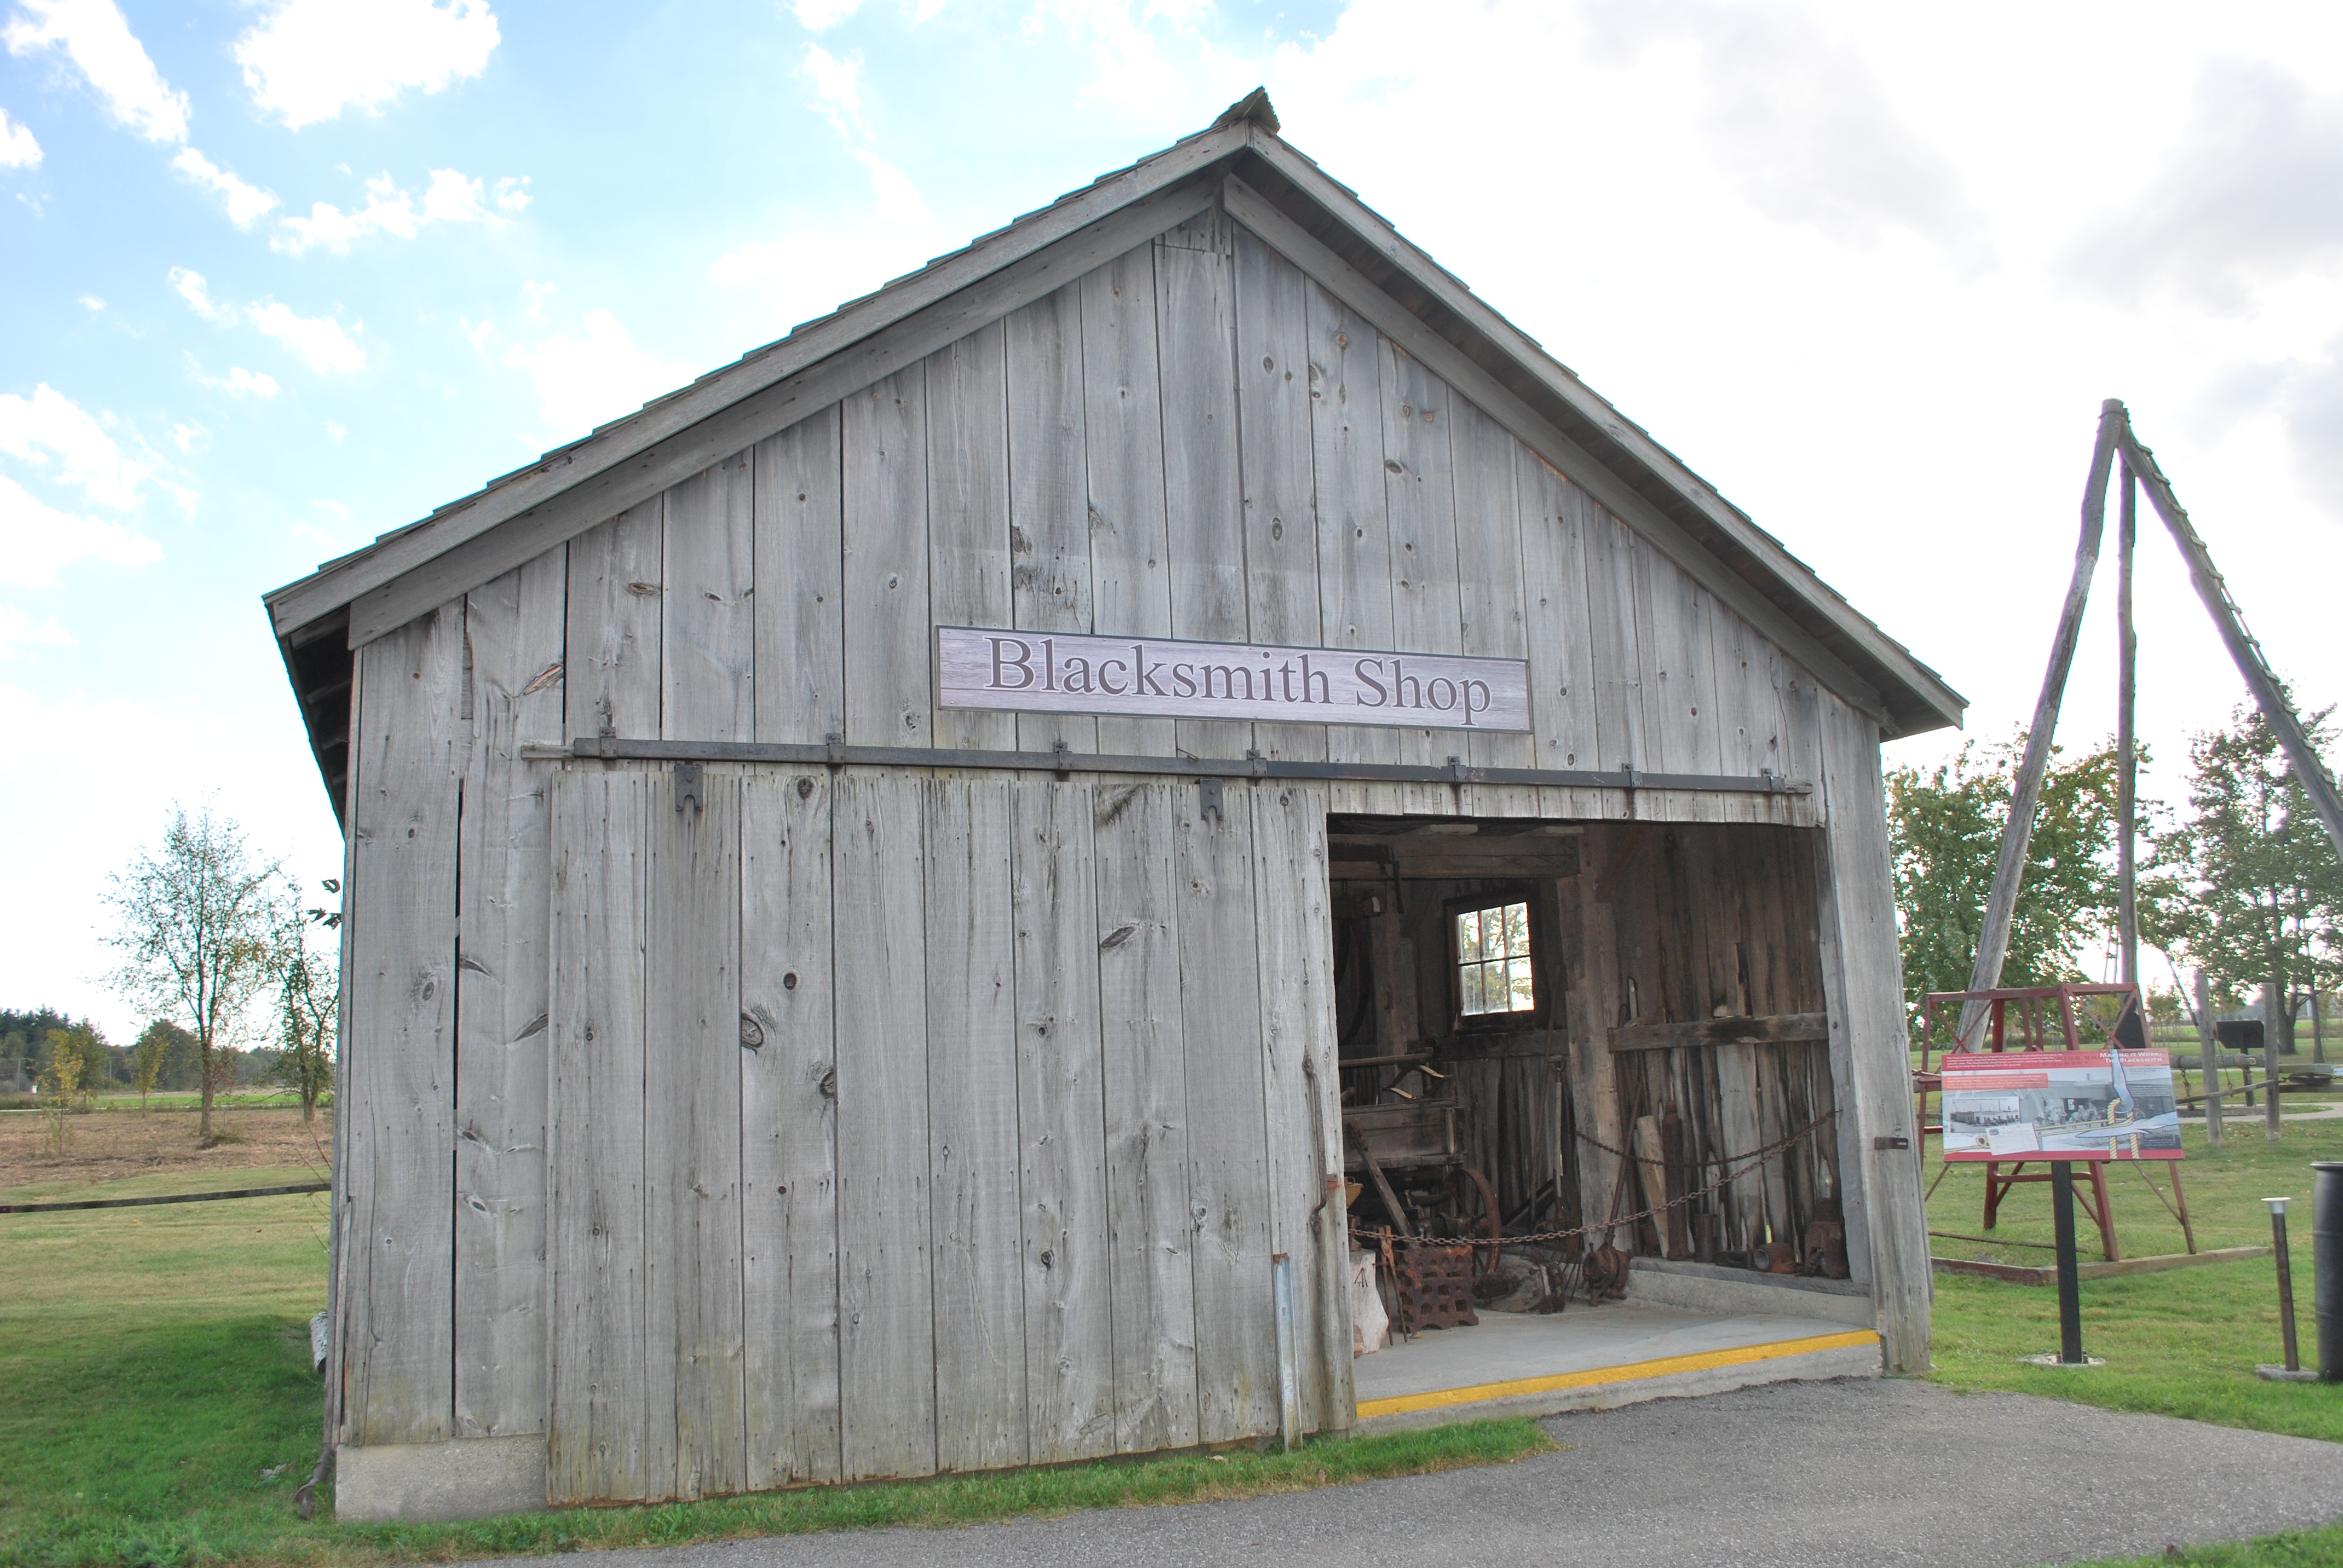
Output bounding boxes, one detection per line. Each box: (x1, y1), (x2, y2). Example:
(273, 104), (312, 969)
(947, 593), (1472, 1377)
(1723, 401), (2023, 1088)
(1, 1010), (287, 1099)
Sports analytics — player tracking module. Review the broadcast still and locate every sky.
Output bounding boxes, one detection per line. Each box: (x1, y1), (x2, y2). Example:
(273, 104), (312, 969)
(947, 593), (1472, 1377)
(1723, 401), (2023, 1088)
(5, 0), (2342, 1039)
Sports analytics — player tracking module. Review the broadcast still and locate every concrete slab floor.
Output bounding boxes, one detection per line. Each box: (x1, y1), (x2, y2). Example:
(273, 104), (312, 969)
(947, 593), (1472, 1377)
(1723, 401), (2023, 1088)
(1353, 1301), (1871, 1406)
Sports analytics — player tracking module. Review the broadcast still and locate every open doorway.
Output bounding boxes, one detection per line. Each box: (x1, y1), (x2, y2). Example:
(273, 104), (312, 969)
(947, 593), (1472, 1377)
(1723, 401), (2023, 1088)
(1329, 814), (1876, 1424)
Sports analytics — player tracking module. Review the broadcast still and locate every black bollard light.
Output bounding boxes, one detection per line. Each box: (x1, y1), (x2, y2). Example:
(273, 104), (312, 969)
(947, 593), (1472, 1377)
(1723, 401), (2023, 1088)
(2256, 1197), (2315, 1382)
(2313, 1163), (2343, 1381)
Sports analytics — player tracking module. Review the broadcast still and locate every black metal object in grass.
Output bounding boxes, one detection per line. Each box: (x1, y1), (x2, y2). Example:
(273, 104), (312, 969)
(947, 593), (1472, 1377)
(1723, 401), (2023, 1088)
(2255, 1198), (2315, 1382)
(0, 1181), (327, 1215)
(2315, 1162), (2343, 1381)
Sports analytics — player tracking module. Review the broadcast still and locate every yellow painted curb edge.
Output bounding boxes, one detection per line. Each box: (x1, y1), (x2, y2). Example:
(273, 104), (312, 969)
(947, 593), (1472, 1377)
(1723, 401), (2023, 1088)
(1354, 1328), (1883, 1419)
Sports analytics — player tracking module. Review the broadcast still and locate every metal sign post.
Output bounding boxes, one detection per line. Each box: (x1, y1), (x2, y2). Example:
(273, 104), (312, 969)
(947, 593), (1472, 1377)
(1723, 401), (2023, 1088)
(2053, 1162), (2086, 1365)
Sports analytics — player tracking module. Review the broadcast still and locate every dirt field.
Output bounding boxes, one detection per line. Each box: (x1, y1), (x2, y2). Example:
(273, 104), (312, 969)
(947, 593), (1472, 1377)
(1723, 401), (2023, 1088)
(0, 1105), (329, 1191)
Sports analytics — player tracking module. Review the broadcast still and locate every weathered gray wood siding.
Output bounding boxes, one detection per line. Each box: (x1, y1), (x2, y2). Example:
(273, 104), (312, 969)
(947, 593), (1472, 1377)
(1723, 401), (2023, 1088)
(330, 200), (1918, 1474)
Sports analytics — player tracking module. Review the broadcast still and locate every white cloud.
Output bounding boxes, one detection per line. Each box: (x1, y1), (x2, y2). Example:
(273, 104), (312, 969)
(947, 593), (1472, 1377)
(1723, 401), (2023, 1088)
(169, 419), (208, 452)
(3, 0), (189, 143)
(419, 166), (485, 223)
(76, 293), (101, 311)
(248, 301), (366, 373)
(171, 266), (368, 374)
(793, 0), (865, 30)
(1583, 0), (1990, 267)
(272, 166), (517, 254)
(2063, 60), (2343, 315)
(501, 309), (690, 444)
(0, 382), (150, 509)
(461, 315), (496, 359)
(196, 364), (280, 399)
(0, 104), (39, 167)
(0, 604), (73, 655)
(168, 265), (234, 323)
(171, 148), (279, 226)
(522, 278), (555, 321)
(324, 420), (345, 440)
(802, 42), (865, 129)
(0, 474), (161, 585)
(235, 0), (500, 129)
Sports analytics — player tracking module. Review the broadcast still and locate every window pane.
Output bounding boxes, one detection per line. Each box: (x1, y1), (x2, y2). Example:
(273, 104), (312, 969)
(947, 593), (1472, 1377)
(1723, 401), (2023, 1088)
(1461, 961), (1488, 1014)
(1506, 958), (1536, 1011)
(1502, 902), (1529, 958)
(1457, 909), (1483, 963)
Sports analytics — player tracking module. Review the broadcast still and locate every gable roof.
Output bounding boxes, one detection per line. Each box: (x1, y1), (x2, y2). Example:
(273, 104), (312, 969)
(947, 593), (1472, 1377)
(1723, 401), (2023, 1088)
(267, 90), (1964, 809)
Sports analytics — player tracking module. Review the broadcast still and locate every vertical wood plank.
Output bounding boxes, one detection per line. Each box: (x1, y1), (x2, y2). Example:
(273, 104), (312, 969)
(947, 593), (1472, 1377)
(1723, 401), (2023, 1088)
(1155, 214), (1253, 761)
(924, 776), (1029, 1472)
(1175, 784), (1276, 1442)
(1013, 779), (1116, 1461)
(1711, 606), (1780, 826)
(1378, 339), (1464, 786)
(1815, 694), (1923, 1366)
(455, 550), (565, 1440)
(1448, 401), (1533, 772)
(1583, 511), (1648, 806)
(547, 766), (649, 1501)
(1233, 226), (1323, 762)
(661, 454), (756, 741)
(1640, 553), (1725, 823)
(342, 605), (465, 1447)
(1559, 828), (1627, 1247)
(924, 327), (1015, 751)
(1304, 280), (1398, 767)
(566, 501), (663, 742)
(842, 375), (932, 749)
(741, 768), (843, 1487)
(1248, 782), (1346, 1431)
(1079, 244), (1176, 757)
(753, 409), (846, 745)
(1093, 781), (1199, 1453)
(833, 773), (937, 1477)
(642, 769), (746, 1500)
(1006, 287), (1099, 755)
(1514, 449), (1603, 816)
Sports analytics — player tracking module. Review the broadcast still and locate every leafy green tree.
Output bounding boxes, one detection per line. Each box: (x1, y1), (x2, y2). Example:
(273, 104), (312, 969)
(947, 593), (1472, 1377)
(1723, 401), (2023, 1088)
(129, 1022), (171, 1111)
(271, 884), (340, 1123)
(38, 1025), (91, 1151)
(1888, 734), (2148, 1027)
(2149, 704), (2343, 1056)
(102, 806), (291, 1143)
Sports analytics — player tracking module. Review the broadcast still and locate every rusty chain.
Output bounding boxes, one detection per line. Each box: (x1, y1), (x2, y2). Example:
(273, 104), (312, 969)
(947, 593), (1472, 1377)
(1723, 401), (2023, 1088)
(1348, 1109), (1837, 1249)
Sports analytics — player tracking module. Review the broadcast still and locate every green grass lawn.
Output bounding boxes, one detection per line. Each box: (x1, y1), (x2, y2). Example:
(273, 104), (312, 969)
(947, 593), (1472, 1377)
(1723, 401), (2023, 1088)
(10, 1103), (2343, 1568)
(1921, 1103), (2343, 1442)
(0, 1174), (1548, 1568)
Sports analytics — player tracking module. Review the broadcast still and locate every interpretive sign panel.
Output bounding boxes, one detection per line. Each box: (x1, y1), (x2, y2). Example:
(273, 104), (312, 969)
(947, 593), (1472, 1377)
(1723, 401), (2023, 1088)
(935, 627), (1532, 732)
(1940, 1050), (2183, 1161)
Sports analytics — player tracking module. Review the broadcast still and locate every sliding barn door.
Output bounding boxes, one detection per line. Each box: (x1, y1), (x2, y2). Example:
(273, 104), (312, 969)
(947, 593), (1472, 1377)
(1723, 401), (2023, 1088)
(545, 762), (1339, 1507)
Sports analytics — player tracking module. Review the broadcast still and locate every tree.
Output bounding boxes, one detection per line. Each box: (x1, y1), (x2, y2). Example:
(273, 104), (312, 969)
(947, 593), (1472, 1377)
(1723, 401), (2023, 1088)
(129, 1022), (171, 1111)
(271, 882), (341, 1123)
(103, 806), (290, 1143)
(38, 1024), (90, 1151)
(1887, 733), (2146, 1024)
(2150, 704), (2343, 1056)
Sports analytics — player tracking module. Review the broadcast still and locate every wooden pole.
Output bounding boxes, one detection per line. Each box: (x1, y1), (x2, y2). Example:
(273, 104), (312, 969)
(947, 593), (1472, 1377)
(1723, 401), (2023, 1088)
(2118, 417), (2343, 866)
(2195, 969), (2224, 1149)
(2264, 981), (2284, 1142)
(1957, 403), (2123, 1048)
(2117, 454), (2139, 989)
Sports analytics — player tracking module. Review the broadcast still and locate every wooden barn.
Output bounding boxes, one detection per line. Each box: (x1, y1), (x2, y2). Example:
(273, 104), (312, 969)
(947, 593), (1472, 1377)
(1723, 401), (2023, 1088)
(266, 93), (1962, 1523)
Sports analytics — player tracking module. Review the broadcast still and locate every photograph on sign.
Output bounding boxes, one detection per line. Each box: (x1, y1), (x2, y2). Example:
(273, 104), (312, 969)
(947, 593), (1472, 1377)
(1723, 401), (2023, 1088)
(935, 627), (1532, 731)
(1939, 1050), (2183, 1161)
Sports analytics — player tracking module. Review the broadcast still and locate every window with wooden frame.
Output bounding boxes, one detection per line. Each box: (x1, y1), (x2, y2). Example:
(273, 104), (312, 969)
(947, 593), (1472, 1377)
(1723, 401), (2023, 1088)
(1450, 891), (1542, 1027)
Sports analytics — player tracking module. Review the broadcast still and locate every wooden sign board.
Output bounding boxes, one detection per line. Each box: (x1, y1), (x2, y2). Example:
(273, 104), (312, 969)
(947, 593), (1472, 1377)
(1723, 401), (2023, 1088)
(936, 627), (1531, 732)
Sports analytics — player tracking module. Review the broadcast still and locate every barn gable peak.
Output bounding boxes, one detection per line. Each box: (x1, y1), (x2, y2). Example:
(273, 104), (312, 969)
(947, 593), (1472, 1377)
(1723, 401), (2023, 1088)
(264, 91), (1961, 808)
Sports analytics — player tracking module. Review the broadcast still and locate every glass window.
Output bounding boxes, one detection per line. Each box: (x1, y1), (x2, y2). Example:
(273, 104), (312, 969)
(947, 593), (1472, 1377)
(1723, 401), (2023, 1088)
(1457, 900), (1535, 1016)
